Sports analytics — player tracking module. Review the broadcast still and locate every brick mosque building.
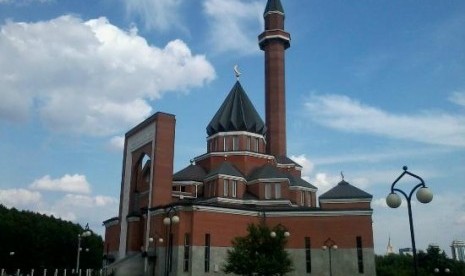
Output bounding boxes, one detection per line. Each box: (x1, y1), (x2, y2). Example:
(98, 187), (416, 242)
(103, 0), (376, 275)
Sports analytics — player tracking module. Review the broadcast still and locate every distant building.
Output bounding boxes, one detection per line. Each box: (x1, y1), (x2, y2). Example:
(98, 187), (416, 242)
(451, 240), (465, 262)
(102, 0), (376, 275)
(399, 248), (413, 256)
(386, 236), (395, 255)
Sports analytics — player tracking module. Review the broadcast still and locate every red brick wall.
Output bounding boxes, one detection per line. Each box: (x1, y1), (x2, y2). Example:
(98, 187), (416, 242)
(151, 113), (176, 206)
(104, 222), (120, 254)
(149, 210), (373, 249)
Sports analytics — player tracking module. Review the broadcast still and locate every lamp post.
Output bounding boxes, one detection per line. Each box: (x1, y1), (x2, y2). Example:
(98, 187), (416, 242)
(386, 166), (433, 276)
(146, 235), (164, 276)
(76, 225), (92, 275)
(163, 207), (179, 276)
(322, 238), (337, 276)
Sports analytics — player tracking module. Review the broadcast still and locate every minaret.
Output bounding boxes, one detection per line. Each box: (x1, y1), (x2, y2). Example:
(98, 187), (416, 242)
(259, 0), (290, 157)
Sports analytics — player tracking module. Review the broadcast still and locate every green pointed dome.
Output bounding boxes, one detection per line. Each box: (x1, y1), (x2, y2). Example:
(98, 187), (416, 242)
(206, 81), (266, 136)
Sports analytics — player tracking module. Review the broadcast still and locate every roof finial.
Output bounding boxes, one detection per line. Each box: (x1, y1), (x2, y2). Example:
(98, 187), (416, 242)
(234, 65), (241, 80)
(341, 171), (344, 180)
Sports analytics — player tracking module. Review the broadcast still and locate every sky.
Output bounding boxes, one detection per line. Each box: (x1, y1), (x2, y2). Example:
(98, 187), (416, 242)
(0, 0), (464, 255)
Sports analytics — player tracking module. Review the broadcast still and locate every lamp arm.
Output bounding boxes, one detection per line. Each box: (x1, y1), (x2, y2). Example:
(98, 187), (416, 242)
(390, 166), (427, 201)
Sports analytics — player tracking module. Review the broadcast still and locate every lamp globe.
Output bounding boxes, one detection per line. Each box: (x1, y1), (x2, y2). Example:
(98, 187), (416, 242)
(386, 193), (402, 208)
(416, 187), (433, 204)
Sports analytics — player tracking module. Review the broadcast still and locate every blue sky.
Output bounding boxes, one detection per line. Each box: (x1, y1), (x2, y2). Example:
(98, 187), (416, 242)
(0, 0), (464, 255)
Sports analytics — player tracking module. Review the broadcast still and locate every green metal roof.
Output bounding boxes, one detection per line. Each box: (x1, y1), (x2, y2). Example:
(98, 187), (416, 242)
(319, 180), (372, 200)
(206, 81), (266, 136)
(173, 164), (206, 182)
(248, 164), (288, 181)
(264, 0), (284, 15)
(205, 162), (245, 179)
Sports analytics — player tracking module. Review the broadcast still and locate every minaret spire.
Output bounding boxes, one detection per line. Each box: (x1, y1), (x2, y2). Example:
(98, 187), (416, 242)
(259, 0), (290, 157)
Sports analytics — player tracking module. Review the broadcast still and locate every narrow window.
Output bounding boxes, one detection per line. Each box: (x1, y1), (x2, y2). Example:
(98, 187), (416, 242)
(223, 179), (229, 197)
(265, 183), (271, 199)
(275, 183), (281, 198)
(301, 191), (305, 205)
(223, 136), (227, 151)
(205, 234), (211, 272)
(183, 234), (190, 272)
(254, 137), (259, 152)
(247, 136), (251, 151)
(232, 180), (237, 198)
(305, 237), (311, 273)
(232, 136), (238, 151)
(356, 236), (364, 273)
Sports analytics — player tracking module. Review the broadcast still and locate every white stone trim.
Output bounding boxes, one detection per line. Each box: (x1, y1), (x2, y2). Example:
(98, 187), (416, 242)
(127, 216), (141, 222)
(288, 186), (318, 193)
(191, 205), (372, 217)
(172, 181), (203, 186)
(194, 151), (274, 163)
(119, 122), (156, 259)
(319, 198), (372, 203)
(103, 219), (119, 227)
(258, 34), (291, 45)
(207, 131), (265, 140)
(204, 174), (246, 183)
(202, 197), (293, 207)
(264, 11), (285, 17)
(248, 178), (289, 185)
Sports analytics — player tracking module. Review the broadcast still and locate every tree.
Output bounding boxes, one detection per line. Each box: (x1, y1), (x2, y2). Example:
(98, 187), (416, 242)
(376, 247), (465, 276)
(0, 204), (103, 272)
(224, 223), (293, 276)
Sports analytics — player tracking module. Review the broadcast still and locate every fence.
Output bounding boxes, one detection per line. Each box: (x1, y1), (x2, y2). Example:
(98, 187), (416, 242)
(0, 268), (103, 276)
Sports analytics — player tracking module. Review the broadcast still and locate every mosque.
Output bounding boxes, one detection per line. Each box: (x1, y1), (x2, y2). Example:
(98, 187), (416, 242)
(103, 0), (376, 275)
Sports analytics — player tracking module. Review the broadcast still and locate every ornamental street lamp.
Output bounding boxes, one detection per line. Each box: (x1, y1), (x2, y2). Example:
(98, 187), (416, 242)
(163, 207), (179, 276)
(76, 224), (92, 275)
(434, 267), (451, 274)
(386, 166), (433, 276)
(322, 238), (337, 276)
(270, 230), (290, 238)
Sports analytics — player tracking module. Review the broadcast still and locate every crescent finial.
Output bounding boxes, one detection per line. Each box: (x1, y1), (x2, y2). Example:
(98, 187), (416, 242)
(234, 65), (241, 80)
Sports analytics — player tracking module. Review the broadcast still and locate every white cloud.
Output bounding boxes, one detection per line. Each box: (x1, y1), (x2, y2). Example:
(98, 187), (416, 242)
(305, 94), (465, 147)
(203, 0), (263, 55)
(0, 187), (119, 235)
(373, 193), (465, 255)
(0, 15), (215, 135)
(449, 91), (465, 107)
(290, 154), (314, 176)
(0, 188), (42, 208)
(107, 135), (125, 152)
(30, 174), (91, 194)
(123, 0), (184, 32)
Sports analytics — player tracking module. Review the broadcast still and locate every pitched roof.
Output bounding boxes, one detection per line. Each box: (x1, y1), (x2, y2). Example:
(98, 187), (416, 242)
(319, 180), (372, 200)
(264, 0), (284, 15)
(287, 174), (317, 190)
(173, 164), (206, 182)
(276, 156), (302, 168)
(248, 164), (288, 181)
(205, 162), (245, 179)
(206, 81), (266, 136)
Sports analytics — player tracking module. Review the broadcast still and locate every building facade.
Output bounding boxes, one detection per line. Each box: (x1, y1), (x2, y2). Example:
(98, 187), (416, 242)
(451, 240), (465, 262)
(103, 0), (376, 275)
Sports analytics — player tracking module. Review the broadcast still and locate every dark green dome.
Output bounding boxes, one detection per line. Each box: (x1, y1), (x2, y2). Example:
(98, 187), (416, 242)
(206, 81), (266, 136)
